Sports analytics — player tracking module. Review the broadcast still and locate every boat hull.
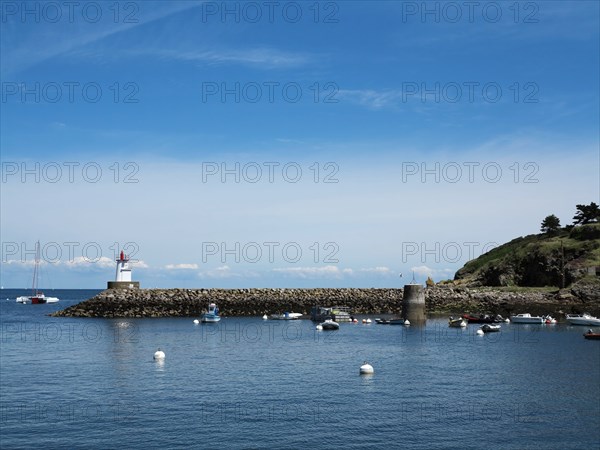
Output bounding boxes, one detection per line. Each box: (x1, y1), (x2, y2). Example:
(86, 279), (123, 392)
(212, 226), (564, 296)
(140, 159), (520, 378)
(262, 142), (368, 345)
(510, 314), (544, 324)
(584, 333), (600, 340)
(269, 313), (302, 320)
(510, 318), (544, 324)
(449, 318), (467, 328)
(16, 295), (59, 304)
(462, 314), (496, 324)
(389, 319), (410, 325)
(566, 315), (600, 326)
(320, 320), (339, 330)
(201, 314), (221, 323)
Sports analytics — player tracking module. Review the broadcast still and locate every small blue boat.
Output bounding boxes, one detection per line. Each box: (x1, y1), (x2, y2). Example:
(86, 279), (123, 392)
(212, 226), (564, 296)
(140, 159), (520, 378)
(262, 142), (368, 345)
(201, 303), (221, 323)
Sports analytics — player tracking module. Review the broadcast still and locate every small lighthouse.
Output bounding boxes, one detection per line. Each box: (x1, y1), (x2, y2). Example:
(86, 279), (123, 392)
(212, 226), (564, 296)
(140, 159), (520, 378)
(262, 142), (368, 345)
(107, 250), (140, 289)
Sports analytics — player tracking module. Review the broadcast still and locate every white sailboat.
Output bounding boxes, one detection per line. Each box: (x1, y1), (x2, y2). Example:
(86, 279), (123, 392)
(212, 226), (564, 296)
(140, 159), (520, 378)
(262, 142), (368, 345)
(16, 241), (59, 304)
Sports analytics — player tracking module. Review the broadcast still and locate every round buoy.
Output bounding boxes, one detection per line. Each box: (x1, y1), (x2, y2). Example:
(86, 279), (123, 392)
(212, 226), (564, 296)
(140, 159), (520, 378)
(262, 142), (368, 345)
(154, 348), (166, 360)
(360, 362), (374, 374)
(362, 319), (366, 324)
(366, 318), (372, 324)
(193, 319), (200, 324)
(316, 324), (323, 331)
(262, 314), (268, 320)
(504, 318), (510, 323)
(476, 329), (484, 336)
(353, 318), (358, 323)
(404, 319), (410, 326)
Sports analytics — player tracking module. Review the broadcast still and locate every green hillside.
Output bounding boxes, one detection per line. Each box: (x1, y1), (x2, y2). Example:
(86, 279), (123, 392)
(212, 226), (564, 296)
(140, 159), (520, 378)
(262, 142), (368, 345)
(454, 223), (600, 287)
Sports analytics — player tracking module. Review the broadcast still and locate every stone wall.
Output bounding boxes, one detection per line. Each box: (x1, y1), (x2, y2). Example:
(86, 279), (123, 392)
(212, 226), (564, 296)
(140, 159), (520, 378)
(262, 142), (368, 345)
(51, 286), (600, 318)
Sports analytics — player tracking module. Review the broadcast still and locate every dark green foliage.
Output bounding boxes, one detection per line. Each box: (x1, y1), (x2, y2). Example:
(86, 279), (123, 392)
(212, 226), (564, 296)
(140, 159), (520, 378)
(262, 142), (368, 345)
(540, 214), (561, 233)
(573, 202), (600, 225)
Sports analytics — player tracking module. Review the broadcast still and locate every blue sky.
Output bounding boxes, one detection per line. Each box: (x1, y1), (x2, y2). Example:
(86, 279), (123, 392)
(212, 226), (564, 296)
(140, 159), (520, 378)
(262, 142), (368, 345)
(1, 1), (599, 288)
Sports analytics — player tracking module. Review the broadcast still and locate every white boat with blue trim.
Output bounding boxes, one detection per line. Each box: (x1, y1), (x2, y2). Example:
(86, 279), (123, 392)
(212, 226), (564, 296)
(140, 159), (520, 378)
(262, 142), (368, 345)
(201, 303), (221, 323)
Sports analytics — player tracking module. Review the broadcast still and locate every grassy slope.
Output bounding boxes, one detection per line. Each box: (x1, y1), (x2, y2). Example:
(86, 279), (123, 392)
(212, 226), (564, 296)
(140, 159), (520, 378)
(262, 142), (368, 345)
(454, 224), (600, 287)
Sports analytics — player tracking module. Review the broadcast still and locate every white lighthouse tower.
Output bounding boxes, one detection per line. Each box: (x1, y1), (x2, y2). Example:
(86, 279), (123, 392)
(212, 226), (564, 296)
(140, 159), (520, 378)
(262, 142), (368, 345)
(107, 250), (140, 289)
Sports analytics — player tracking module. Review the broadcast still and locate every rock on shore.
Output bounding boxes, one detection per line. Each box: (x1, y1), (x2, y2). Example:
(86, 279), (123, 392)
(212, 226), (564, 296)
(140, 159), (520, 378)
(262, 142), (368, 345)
(51, 285), (600, 318)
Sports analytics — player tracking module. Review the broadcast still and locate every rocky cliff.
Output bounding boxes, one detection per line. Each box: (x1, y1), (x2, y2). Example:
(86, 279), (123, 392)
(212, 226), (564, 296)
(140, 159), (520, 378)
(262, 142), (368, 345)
(454, 223), (600, 288)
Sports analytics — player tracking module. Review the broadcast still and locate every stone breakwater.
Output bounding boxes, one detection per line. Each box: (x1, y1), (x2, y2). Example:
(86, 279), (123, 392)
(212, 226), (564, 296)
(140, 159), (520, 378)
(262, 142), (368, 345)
(51, 286), (599, 318)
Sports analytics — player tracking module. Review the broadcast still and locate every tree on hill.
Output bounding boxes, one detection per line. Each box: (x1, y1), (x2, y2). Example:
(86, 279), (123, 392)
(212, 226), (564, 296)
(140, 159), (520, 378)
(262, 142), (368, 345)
(572, 202), (600, 225)
(540, 214), (561, 233)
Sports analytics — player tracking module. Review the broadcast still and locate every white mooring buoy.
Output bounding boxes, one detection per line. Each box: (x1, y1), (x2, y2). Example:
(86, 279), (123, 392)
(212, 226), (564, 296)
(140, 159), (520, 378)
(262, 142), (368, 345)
(316, 324), (323, 331)
(360, 362), (374, 375)
(193, 319), (200, 324)
(404, 319), (411, 326)
(154, 348), (166, 360)
(262, 314), (268, 320)
(476, 329), (484, 336)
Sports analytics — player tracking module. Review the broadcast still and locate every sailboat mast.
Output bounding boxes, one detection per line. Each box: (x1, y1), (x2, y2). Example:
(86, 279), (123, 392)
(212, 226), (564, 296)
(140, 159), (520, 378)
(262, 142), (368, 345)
(31, 241), (40, 295)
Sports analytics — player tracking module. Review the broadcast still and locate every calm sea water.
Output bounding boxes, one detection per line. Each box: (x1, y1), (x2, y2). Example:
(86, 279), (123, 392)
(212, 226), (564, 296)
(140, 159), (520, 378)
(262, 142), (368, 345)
(1, 289), (599, 449)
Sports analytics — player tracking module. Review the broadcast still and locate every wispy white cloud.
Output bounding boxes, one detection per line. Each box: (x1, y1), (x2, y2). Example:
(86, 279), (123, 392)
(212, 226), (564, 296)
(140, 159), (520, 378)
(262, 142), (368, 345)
(410, 265), (454, 279)
(150, 47), (311, 69)
(358, 266), (394, 275)
(272, 265), (344, 278)
(197, 265), (259, 279)
(338, 89), (403, 110)
(165, 263), (199, 270)
(64, 256), (115, 269)
(272, 266), (397, 279)
(1, 3), (196, 76)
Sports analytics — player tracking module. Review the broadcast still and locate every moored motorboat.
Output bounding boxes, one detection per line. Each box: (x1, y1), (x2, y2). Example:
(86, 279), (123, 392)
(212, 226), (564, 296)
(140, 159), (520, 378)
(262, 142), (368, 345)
(566, 314), (600, 326)
(310, 306), (352, 322)
(510, 313), (544, 324)
(389, 318), (410, 325)
(583, 329), (600, 340)
(375, 318), (390, 324)
(320, 319), (340, 330)
(543, 315), (557, 324)
(269, 312), (302, 320)
(481, 324), (501, 333)
(201, 302), (221, 323)
(449, 316), (467, 328)
(462, 314), (504, 324)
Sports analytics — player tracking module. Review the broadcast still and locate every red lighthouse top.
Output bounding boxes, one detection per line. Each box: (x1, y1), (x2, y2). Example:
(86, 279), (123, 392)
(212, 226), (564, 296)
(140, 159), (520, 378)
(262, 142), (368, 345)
(120, 250), (125, 261)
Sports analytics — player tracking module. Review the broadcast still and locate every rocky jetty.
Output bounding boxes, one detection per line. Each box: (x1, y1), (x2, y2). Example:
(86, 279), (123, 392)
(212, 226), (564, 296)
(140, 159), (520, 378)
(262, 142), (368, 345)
(51, 284), (599, 318)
